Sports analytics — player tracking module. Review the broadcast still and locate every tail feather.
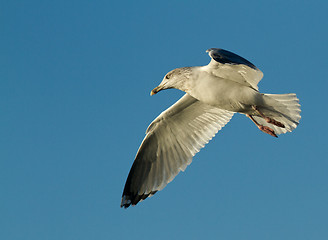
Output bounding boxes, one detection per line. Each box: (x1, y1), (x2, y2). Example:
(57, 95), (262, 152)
(255, 93), (301, 135)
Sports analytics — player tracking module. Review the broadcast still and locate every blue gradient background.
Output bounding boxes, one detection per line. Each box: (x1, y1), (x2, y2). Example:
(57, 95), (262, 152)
(1, 1), (327, 239)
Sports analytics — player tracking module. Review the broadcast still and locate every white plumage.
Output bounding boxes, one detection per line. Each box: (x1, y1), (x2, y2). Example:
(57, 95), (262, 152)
(121, 48), (301, 208)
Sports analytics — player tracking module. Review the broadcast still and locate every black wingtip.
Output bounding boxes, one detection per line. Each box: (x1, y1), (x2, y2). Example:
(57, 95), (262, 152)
(207, 48), (258, 70)
(121, 191), (158, 209)
(120, 195), (132, 209)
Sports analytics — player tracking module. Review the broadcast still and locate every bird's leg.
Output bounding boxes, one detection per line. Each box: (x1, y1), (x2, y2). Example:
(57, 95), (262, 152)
(252, 106), (285, 128)
(246, 114), (278, 138)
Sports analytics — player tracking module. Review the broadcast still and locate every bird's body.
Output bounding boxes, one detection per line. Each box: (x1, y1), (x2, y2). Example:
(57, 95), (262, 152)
(181, 66), (262, 113)
(121, 48), (301, 208)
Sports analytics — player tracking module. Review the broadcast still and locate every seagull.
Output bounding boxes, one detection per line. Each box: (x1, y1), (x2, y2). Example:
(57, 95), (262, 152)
(121, 48), (301, 208)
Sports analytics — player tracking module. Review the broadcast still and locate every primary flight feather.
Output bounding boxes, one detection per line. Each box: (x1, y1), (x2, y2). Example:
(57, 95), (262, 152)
(121, 48), (301, 208)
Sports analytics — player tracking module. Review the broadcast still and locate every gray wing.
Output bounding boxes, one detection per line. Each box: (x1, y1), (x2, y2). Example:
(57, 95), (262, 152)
(121, 94), (234, 208)
(206, 48), (264, 91)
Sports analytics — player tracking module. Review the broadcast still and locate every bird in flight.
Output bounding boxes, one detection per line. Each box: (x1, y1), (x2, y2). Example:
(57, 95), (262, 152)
(121, 48), (301, 208)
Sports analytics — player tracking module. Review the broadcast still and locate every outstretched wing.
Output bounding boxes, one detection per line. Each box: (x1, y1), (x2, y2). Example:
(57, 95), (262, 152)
(205, 48), (264, 91)
(121, 94), (234, 208)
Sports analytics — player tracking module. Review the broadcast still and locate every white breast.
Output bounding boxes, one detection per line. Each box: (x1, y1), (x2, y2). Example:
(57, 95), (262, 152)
(186, 70), (261, 113)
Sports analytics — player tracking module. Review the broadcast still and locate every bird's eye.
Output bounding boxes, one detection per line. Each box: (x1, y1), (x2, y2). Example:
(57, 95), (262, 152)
(165, 75), (170, 79)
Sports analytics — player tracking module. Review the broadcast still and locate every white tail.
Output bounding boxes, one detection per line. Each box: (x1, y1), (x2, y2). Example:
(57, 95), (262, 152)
(254, 93), (301, 135)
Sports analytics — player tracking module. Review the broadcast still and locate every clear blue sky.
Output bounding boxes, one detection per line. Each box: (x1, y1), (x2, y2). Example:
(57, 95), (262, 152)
(1, 1), (327, 239)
